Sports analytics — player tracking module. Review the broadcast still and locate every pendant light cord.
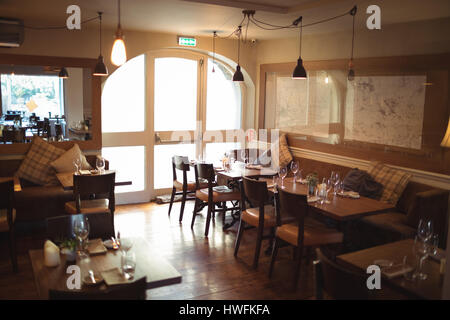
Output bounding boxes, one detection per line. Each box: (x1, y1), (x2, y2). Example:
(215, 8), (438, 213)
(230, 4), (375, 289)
(212, 31), (216, 65)
(350, 9), (355, 61)
(299, 18), (303, 57)
(237, 26), (242, 65)
(118, 0), (121, 28)
(98, 12), (103, 55)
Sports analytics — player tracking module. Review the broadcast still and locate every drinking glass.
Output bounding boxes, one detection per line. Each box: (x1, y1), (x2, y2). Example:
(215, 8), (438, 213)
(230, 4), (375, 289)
(121, 251), (136, 280)
(417, 219), (433, 242)
(412, 236), (430, 280)
(278, 167), (287, 189)
(73, 217), (90, 256)
(326, 178), (333, 201)
(119, 237), (134, 253)
(290, 161), (299, 182)
(240, 149), (248, 165)
(96, 157), (105, 173)
(402, 255), (415, 281)
(272, 175), (279, 191)
(429, 234), (439, 257)
(73, 157), (82, 175)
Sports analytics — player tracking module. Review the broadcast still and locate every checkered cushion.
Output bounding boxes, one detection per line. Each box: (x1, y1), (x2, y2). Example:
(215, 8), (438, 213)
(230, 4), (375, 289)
(367, 161), (412, 205)
(270, 134), (293, 169)
(16, 136), (66, 186)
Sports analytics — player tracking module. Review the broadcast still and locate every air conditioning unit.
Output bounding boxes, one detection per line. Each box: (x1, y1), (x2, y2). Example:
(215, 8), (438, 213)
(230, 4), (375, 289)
(0, 18), (24, 48)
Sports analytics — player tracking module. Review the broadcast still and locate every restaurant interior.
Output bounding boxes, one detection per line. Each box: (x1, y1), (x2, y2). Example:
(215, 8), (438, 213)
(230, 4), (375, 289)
(0, 0), (449, 301)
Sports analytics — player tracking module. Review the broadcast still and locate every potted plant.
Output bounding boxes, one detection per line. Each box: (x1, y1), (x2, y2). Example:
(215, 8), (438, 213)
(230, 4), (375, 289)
(59, 238), (77, 263)
(306, 172), (318, 196)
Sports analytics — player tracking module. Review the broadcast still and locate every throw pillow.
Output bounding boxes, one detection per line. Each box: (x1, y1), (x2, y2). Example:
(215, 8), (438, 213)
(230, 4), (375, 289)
(50, 143), (92, 173)
(16, 136), (66, 186)
(270, 134), (293, 169)
(367, 161), (412, 205)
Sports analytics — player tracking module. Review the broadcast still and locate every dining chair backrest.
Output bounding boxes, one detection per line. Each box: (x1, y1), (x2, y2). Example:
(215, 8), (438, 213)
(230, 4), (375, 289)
(0, 179), (14, 224)
(73, 172), (115, 212)
(229, 148), (260, 163)
(314, 248), (373, 300)
(46, 212), (115, 241)
(172, 156), (190, 182)
(276, 188), (308, 242)
(242, 177), (269, 208)
(49, 277), (147, 300)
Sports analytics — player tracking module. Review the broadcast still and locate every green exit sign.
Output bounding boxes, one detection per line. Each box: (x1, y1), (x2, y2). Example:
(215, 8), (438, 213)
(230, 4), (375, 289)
(178, 36), (197, 47)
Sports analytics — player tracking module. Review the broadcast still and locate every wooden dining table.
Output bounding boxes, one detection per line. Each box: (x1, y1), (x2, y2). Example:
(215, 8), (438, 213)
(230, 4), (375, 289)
(56, 170), (132, 191)
(336, 239), (444, 299)
(29, 237), (182, 299)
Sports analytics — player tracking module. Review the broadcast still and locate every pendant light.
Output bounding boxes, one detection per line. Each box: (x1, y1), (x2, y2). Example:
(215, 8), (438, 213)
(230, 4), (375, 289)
(292, 16), (307, 79)
(111, 0), (127, 66)
(93, 12), (108, 76)
(58, 67), (69, 79)
(348, 6), (357, 81)
(232, 26), (244, 82)
(212, 31), (217, 73)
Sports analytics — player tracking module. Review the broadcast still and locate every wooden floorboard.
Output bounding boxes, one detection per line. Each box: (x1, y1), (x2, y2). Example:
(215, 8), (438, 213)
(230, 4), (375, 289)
(0, 201), (315, 300)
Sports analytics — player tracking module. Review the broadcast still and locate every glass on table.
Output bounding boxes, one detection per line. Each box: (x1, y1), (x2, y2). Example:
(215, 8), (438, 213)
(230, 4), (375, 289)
(73, 216), (90, 257)
(73, 156), (82, 175)
(121, 251), (136, 280)
(412, 236), (430, 281)
(290, 161), (299, 182)
(417, 219), (433, 242)
(96, 157), (106, 174)
(278, 167), (287, 189)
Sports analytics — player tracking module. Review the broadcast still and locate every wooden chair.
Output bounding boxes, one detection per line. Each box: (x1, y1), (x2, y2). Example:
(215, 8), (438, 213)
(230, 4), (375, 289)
(314, 248), (374, 299)
(46, 212), (115, 242)
(0, 179), (17, 272)
(168, 156), (207, 222)
(64, 172), (116, 230)
(269, 188), (343, 289)
(234, 177), (294, 269)
(49, 277), (147, 300)
(191, 163), (240, 237)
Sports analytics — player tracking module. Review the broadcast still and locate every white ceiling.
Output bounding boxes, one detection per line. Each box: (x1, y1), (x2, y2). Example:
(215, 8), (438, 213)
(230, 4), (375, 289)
(1, 0), (449, 40)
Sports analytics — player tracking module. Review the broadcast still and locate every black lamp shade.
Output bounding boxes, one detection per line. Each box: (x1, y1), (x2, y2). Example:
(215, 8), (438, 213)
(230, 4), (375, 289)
(292, 58), (307, 79)
(58, 67), (69, 79)
(347, 68), (355, 81)
(93, 55), (108, 76)
(233, 65), (244, 82)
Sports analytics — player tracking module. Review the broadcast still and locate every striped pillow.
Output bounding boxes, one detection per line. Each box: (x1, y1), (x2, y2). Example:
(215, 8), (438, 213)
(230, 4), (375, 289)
(367, 161), (411, 205)
(16, 136), (66, 186)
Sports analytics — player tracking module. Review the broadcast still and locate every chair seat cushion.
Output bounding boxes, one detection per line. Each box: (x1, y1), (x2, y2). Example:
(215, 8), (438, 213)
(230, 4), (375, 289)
(0, 208), (16, 232)
(173, 180), (208, 191)
(242, 205), (294, 227)
(196, 188), (240, 202)
(276, 217), (343, 247)
(65, 199), (110, 215)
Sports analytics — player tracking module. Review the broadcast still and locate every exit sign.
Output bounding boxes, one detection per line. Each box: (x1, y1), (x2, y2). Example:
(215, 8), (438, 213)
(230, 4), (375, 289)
(178, 36), (197, 47)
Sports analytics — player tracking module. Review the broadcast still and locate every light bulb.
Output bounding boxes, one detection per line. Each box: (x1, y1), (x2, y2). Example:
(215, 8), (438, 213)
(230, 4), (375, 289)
(325, 76), (329, 84)
(111, 37), (127, 66)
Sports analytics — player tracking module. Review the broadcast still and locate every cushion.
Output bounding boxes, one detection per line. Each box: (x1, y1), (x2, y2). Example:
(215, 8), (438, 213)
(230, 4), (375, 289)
(50, 144), (92, 173)
(16, 136), (65, 186)
(367, 161), (411, 205)
(343, 168), (383, 199)
(270, 134), (293, 169)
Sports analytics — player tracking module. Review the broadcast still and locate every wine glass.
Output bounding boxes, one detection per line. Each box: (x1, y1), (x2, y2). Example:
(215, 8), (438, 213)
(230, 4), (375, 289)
(73, 157), (81, 175)
(119, 237), (134, 254)
(290, 161), (299, 183)
(240, 149), (248, 165)
(413, 236), (430, 280)
(73, 216), (90, 257)
(417, 219), (433, 241)
(278, 167), (287, 189)
(96, 157), (105, 174)
(326, 178), (333, 202)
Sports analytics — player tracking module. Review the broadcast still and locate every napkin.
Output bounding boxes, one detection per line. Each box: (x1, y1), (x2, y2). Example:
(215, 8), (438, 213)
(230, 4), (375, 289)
(44, 240), (61, 267)
(101, 268), (128, 286)
(87, 238), (108, 255)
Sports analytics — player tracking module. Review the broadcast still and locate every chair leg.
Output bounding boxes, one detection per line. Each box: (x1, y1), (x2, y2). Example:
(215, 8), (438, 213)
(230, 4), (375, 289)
(168, 187), (176, 217)
(179, 189), (187, 222)
(234, 219), (245, 257)
(269, 237), (280, 278)
(191, 198), (200, 229)
(9, 226), (18, 273)
(204, 202), (213, 237)
(221, 202), (227, 225)
(253, 225), (264, 269)
(292, 245), (304, 290)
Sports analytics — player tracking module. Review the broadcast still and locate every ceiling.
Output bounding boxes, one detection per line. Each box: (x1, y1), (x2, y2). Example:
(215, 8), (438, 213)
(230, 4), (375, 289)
(1, 0), (449, 40)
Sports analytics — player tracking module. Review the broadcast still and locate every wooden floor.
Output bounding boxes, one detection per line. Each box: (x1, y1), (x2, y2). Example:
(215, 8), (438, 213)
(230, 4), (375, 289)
(0, 200), (316, 300)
